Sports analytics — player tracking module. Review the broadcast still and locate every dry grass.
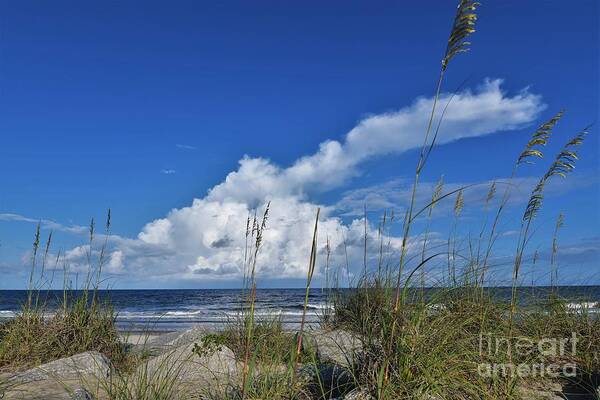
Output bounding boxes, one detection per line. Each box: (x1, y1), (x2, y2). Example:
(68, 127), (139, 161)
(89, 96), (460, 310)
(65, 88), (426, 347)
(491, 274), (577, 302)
(326, 285), (599, 399)
(0, 294), (124, 371)
(0, 211), (127, 373)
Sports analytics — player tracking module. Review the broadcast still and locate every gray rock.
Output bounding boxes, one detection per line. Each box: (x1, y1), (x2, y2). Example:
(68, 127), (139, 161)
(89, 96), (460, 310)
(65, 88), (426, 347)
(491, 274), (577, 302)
(136, 342), (239, 389)
(2, 381), (94, 400)
(9, 351), (110, 384)
(518, 382), (565, 400)
(70, 388), (93, 400)
(344, 388), (375, 400)
(305, 329), (362, 367)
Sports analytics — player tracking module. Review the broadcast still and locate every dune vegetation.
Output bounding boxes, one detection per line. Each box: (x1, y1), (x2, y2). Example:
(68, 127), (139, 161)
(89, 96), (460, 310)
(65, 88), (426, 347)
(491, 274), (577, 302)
(0, 214), (127, 372)
(0, 1), (598, 399)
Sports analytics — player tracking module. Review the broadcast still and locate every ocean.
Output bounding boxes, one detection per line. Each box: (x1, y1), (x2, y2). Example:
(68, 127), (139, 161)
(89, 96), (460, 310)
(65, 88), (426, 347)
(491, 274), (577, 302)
(1, 287), (598, 332)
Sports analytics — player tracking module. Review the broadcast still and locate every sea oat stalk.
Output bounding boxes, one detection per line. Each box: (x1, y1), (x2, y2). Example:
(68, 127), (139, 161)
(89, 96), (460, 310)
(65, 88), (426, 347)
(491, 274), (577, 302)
(294, 208), (320, 372)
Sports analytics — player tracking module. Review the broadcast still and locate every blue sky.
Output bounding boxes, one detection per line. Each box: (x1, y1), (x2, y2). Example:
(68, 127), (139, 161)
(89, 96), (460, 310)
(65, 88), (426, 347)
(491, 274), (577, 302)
(0, 0), (598, 289)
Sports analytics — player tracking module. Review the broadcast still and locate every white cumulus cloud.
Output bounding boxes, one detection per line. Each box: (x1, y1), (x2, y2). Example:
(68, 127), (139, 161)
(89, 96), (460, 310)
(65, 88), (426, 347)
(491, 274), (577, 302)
(59, 80), (545, 284)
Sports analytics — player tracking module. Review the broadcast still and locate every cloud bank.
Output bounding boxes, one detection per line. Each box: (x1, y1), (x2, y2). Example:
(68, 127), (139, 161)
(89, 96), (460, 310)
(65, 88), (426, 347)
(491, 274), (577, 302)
(61, 80), (545, 283)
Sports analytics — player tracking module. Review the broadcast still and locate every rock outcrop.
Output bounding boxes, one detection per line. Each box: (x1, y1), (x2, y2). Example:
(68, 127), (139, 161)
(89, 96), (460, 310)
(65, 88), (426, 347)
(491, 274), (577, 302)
(304, 329), (362, 367)
(8, 351), (109, 384)
(2, 352), (105, 400)
(136, 340), (239, 395)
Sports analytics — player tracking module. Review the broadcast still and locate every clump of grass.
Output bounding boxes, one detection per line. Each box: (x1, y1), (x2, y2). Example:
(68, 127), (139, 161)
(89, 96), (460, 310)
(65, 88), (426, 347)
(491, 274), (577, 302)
(323, 283), (393, 338)
(94, 349), (186, 400)
(193, 316), (313, 400)
(0, 210), (127, 372)
(328, 283), (600, 399)
(237, 371), (309, 400)
(0, 294), (124, 371)
(215, 315), (307, 365)
(318, 1), (594, 396)
(517, 297), (600, 394)
(202, 370), (310, 400)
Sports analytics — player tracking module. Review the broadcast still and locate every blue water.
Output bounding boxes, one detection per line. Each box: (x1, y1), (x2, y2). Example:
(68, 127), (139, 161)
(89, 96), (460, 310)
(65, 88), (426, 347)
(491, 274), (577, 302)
(0, 289), (330, 331)
(0, 287), (598, 332)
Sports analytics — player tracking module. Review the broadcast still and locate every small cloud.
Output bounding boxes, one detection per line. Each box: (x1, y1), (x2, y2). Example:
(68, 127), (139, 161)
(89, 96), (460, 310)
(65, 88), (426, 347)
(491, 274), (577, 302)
(161, 169), (176, 175)
(176, 144), (196, 150)
(335, 174), (595, 219)
(211, 236), (233, 248)
(0, 213), (87, 234)
(192, 265), (238, 276)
